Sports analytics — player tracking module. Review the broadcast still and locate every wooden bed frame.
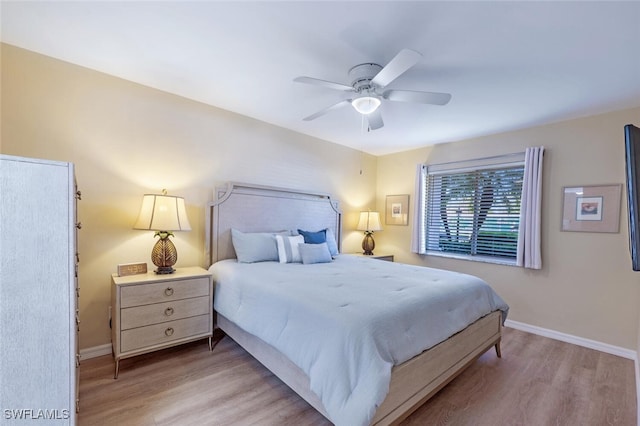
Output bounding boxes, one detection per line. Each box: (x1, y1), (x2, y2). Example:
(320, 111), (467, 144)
(206, 182), (502, 425)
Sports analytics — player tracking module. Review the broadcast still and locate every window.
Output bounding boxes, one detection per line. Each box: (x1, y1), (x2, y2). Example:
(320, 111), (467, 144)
(421, 155), (525, 264)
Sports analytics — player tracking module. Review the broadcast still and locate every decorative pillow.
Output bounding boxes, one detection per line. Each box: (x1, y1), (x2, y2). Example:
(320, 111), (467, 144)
(299, 242), (333, 264)
(297, 228), (339, 256)
(297, 228), (327, 244)
(231, 229), (279, 263)
(325, 228), (339, 256)
(275, 235), (304, 263)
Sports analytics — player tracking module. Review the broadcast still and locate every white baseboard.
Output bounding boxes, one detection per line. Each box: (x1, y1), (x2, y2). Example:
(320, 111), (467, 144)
(636, 355), (640, 426)
(506, 318), (640, 426)
(504, 319), (637, 360)
(81, 322), (637, 361)
(79, 343), (112, 361)
(79, 322), (640, 424)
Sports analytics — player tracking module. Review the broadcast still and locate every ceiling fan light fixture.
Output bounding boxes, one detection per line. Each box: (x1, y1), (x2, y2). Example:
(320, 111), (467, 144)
(352, 95), (381, 115)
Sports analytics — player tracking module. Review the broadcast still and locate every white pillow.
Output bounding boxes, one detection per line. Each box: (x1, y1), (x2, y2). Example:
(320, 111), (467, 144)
(231, 229), (285, 263)
(275, 235), (305, 263)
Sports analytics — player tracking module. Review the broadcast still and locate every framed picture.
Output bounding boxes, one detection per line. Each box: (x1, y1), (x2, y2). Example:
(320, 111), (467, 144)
(385, 194), (409, 226)
(561, 184), (622, 233)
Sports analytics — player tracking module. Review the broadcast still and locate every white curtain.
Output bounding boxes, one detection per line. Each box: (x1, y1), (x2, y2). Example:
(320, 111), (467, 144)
(517, 146), (545, 269)
(411, 164), (427, 254)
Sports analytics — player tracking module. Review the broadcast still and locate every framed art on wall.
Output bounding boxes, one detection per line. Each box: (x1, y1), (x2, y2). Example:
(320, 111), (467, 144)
(561, 184), (622, 233)
(386, 194), (409, 226)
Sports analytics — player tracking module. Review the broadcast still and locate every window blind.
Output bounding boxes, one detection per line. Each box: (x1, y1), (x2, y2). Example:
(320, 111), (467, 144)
(425, 164), (524, 260)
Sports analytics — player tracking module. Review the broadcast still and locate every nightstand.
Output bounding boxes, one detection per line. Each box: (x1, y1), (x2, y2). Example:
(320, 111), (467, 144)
(110, 266), (213, 378)
(350, 253), (394, 262)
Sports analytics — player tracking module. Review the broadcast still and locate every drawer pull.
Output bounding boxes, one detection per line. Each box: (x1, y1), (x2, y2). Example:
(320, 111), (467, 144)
(164, 287), (174, 296)
(164, 327), (174, 337)
(164, 307), (174, 316)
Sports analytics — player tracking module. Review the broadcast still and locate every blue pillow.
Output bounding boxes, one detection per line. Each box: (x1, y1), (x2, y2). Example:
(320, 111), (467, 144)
(231, 229), (279, 263)
(298, 228), (326, 244)
(297, 228), (339, 256)
(299, 243), (333, 264)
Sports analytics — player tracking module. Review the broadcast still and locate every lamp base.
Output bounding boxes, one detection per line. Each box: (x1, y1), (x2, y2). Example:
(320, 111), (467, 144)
(362, 232), (375, 256)
(151, 231), (178, 274)
(155, 266), (176, 275)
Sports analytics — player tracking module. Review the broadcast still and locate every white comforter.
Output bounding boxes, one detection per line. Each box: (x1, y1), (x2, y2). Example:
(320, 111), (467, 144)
(210, 255), (508, 426)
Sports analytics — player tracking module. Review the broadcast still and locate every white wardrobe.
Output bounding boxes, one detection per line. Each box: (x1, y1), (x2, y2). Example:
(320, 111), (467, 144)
(0, 154), (79, 425)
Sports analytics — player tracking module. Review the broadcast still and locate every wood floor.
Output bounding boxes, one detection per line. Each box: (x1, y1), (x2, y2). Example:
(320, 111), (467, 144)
(78, 327), (636, 425)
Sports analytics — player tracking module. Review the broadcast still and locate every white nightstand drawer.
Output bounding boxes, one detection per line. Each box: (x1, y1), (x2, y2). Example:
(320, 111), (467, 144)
(120, 296), (210, 330)
(120, 277), (209, 308)
(120, 314), (210, 353)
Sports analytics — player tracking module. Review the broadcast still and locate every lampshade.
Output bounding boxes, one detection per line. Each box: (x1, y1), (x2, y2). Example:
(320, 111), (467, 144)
(351, 96), (381, 115)
(134, 193), (192, 232)
(356, 211), (383, 232)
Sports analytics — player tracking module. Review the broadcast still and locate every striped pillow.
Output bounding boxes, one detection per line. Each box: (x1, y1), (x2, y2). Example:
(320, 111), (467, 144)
(275, 235), (305, 263)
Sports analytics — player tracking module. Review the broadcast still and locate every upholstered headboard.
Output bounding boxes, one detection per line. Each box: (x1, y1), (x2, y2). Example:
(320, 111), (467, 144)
(205, 182), (342, 266)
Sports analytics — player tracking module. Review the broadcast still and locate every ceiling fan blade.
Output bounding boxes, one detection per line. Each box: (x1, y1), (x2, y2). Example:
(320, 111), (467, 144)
(302, 99), (352, 121)
(371, 49), (422, 88)
(294, 76), (354, 92)
(383, 89), (452, 106)
(366, 109), (384, 130)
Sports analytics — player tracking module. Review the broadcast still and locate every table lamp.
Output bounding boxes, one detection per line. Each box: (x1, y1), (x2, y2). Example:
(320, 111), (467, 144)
(356, 211), (382, 255)
(134, 190), (191, 274)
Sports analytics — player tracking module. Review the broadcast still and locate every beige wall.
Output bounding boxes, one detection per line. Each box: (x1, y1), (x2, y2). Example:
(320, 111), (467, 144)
(376, 107), (640, 350)
(0, 44), (377, 349)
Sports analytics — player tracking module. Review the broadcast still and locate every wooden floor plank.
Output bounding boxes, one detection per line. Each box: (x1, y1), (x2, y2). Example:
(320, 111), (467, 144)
(78, 328), (636, 425)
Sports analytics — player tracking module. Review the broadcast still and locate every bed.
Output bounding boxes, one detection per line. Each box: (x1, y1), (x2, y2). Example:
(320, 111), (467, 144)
(206, 182), (508, 426)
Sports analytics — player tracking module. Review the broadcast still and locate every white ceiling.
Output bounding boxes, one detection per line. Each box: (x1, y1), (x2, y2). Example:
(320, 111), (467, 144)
(2, 1), (639, 155)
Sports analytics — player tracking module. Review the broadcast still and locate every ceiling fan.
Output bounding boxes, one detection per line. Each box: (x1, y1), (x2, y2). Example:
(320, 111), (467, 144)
(294, 48), (451, 131)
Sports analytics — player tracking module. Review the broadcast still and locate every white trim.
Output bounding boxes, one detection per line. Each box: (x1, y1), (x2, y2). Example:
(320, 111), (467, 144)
(636, 356), (640, 426)
(509, 319), (639, 425)
(78, 323), (640, 425)
(505, 319), (637, 360)
(425, 250), (518, 267)
(82, 321), (637, 361)
(425, 151), (525, 174)
(79, 343), (112, 361)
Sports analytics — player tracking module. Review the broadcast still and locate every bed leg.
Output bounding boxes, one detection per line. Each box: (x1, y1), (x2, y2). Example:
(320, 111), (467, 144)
(210, 329), (226, 351)
(494, 341), (502, 358)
